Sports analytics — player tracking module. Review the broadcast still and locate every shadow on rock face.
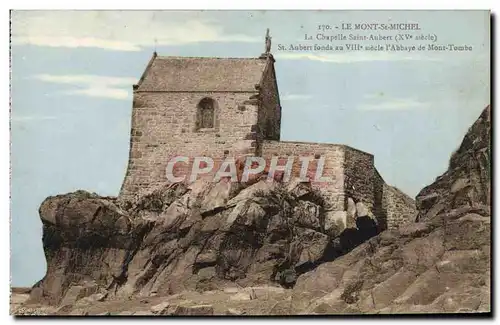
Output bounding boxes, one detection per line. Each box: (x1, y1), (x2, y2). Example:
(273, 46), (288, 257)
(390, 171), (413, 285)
(275, 216), (379, 289)
(355, 216), (378, 241)
(320, 216), (379, 264)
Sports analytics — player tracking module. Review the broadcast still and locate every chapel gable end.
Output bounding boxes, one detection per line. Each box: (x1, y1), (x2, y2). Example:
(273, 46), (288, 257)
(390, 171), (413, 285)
(257, 56), (282, 141)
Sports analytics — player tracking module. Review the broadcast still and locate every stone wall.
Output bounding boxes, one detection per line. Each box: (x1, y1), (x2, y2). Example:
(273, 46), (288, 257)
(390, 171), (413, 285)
(373, 168), (417, 230)
(343, 147), (377, 211)
(383, 183), (417, 229)
(373, 169), (388, 230)
(121, 87), (417, 228)
(344, 149), (416, 231)
(261, 140), (345, 211)
(120, 91), (260, 197)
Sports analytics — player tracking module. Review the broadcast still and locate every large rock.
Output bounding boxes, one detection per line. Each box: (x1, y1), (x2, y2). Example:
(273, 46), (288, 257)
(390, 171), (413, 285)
(292, 201), (322, 230)
(59, 282), (99, 307)
(171, 305), (214, 316)
(200, 180), (236, 216)
(31, 175), (387, 306)
(291, 106), (491, 314)
(346, 198), (357, 228)
(293, 229), (329, 270)
(416, 106), (491, 222)
(324, 211), (347, 237)
(33, 191), (151, 305)
(150, 301), (171, 315)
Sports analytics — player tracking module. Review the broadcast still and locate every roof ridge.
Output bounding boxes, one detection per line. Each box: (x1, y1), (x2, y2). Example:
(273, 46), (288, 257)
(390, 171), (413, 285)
(156, 56), (264, 60)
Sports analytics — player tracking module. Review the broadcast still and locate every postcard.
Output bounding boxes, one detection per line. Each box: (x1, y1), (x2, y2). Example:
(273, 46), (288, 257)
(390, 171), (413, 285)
(10, 10), (491, 316)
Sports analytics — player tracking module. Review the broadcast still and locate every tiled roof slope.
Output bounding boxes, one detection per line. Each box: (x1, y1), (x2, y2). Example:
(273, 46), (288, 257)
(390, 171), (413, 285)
(136, 55), (269, 92)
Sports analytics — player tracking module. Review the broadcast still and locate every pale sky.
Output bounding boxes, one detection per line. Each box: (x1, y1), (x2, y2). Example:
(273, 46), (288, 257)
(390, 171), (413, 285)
(10, 10), (490, 286)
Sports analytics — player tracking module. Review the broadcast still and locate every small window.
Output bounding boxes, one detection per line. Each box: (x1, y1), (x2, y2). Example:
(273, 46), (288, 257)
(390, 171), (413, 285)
(196, 97), (216, 130)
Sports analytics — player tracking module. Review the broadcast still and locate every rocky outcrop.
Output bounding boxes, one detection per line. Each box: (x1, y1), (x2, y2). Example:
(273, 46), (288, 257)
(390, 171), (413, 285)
(416, 105), (491, 222)
(21, 106), (490, 315)
(30, 176), (384, 307)
(291, 106), (491, 314)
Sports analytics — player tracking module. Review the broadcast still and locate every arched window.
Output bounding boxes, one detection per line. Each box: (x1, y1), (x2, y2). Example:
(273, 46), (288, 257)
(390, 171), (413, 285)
(196, 97), (216, 130)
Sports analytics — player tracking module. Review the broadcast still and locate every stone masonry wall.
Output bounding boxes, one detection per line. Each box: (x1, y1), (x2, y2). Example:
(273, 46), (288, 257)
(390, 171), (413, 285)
(120, 85), (417, 229)
(373, 169), (388, 230)
(343, 147), (377, 211)
(344, 149), (417, 231)
(261, 140), (345, 211)
(120, 91), (260, 197)
(383, 183), (417, 229)
(374, 168), (417, 230)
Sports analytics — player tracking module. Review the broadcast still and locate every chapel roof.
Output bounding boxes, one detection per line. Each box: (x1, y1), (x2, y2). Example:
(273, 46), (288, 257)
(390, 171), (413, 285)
(135, 53), (272, 92)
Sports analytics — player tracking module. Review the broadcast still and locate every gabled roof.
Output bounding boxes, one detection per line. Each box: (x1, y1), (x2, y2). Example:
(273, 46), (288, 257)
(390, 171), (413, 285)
(136, 53), (270, 92)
